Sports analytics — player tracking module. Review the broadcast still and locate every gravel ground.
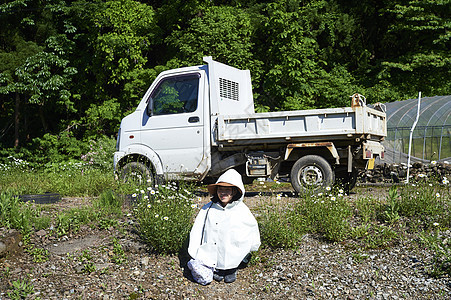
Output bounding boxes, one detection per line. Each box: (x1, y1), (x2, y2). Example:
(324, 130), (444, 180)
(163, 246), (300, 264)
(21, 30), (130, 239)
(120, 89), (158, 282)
(0, 189), (450, 299)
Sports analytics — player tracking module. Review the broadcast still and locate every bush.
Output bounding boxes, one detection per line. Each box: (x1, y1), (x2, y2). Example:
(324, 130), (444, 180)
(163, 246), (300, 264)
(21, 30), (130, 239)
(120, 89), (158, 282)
(80, 136), (116, 171)
(259, 202), (301, 249)
(134, 182), (197, 254)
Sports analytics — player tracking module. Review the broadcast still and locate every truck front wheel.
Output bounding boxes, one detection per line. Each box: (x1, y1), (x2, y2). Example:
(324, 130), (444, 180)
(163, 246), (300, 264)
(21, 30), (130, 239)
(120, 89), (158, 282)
(290, 155), (334, 193)
(120, 162), (154, 186)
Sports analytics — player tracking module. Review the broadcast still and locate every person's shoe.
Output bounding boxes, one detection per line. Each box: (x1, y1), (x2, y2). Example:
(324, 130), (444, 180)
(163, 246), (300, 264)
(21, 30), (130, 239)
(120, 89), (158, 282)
(213, 273), (224, 282)
(224, 271), (236, 283)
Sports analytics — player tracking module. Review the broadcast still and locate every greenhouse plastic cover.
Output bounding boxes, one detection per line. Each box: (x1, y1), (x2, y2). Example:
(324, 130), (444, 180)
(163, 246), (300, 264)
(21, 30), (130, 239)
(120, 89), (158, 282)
(385, 95), (450, 128)
(375, 95), (450, 163)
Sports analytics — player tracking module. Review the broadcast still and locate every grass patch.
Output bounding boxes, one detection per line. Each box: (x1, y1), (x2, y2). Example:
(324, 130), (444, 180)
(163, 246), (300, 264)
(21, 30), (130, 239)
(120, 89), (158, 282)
(133, 182), (197, 254)
(0, 160), (118, 197)
(258, 180), (451, 276)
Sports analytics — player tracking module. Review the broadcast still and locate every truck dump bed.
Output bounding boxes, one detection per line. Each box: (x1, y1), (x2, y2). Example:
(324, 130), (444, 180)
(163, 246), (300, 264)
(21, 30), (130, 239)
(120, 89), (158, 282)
(217, 106), (386, 144)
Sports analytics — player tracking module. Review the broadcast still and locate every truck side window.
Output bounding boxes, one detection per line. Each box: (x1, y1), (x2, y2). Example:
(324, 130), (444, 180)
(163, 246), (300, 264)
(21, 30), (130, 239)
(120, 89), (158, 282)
(151, 74), (199, 115)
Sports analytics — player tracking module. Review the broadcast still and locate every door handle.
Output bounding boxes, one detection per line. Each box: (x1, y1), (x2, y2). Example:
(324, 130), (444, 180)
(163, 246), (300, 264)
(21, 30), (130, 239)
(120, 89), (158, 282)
(188, 116), (200, 123)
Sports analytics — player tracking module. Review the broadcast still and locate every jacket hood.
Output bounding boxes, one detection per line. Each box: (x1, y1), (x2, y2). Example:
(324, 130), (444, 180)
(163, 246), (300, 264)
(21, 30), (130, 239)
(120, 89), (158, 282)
(207, 169), (245, 200)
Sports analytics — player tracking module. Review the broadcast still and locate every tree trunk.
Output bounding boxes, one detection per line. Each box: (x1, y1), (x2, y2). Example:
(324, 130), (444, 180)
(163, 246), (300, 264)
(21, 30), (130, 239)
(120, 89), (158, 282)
(38, 105), (48, 133)
(14, 92), (20, 148)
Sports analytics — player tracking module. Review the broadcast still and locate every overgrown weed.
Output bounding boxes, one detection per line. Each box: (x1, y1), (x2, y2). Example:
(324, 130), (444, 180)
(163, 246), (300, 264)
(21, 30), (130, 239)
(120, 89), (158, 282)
(133, 181), (198, 254)
(258, 179), (450, 270)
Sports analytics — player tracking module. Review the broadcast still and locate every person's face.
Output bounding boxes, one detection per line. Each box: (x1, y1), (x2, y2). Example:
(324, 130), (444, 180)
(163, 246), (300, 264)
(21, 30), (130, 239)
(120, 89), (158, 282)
(217, 186), (236, 206)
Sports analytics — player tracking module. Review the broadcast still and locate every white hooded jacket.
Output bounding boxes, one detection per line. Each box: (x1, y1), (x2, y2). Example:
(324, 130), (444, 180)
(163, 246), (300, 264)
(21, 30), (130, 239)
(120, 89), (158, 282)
(188, 169), (261, 270)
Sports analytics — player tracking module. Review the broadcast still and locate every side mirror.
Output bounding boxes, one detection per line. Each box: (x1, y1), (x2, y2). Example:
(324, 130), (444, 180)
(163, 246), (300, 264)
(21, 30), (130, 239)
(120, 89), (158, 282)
(146, 98), (153, 116)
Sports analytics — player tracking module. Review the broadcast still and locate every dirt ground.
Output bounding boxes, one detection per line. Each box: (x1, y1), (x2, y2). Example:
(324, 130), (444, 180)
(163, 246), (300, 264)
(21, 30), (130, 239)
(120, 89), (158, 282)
(0, 186), (449, 299)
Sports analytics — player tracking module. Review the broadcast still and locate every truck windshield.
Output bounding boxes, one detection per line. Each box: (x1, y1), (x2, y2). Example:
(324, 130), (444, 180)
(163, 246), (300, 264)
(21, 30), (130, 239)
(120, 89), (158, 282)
(151, 74), (199, 115)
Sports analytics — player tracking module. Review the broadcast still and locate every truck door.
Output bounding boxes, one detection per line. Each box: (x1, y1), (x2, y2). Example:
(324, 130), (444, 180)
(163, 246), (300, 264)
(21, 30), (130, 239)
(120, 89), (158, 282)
(142, 72), (206, 177)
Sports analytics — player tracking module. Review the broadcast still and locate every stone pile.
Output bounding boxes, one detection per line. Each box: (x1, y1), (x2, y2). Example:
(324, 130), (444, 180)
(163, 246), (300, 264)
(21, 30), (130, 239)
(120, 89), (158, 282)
(359, 161), (451, 184)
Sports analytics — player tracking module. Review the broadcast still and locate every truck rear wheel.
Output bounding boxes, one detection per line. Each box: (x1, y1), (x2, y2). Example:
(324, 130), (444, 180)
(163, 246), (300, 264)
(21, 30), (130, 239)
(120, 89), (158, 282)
(121, 162), (154, 186)
(290, 155), (334, 193)
(334, 166), (358, 191)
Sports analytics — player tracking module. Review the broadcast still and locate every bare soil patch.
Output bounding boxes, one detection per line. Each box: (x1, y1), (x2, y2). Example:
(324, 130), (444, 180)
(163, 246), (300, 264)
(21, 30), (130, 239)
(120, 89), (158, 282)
(0, 186), (449, 299)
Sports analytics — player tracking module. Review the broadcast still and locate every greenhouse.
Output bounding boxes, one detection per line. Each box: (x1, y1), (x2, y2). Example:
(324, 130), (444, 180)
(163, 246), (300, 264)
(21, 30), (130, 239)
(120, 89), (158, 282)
(380, 95), (450, 164)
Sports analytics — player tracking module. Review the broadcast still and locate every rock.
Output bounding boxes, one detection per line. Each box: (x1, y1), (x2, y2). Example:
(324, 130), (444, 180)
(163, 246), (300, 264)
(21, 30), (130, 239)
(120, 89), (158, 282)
(0, 229), (22, 257)
(141, 256), (150, 266)
(36, 229), (47, 237)
(0, 241), (6, 254)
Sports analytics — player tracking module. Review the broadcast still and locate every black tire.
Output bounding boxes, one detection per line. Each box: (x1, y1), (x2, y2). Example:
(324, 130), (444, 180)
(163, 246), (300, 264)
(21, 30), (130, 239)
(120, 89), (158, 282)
(334, 166), (358, 191)
(290, 155), (334, 193)
(19, 193), (61, 204)
(120, 162), (154, 186)
(242, 176), (255, 185)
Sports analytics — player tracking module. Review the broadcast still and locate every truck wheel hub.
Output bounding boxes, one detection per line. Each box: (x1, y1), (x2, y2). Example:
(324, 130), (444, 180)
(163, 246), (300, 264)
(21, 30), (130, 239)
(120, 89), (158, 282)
(300, 166), (323, 185)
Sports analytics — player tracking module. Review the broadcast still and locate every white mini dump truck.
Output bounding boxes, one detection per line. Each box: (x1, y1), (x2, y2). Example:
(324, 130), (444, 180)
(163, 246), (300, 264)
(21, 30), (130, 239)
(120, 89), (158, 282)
(114, 57), (386, 192)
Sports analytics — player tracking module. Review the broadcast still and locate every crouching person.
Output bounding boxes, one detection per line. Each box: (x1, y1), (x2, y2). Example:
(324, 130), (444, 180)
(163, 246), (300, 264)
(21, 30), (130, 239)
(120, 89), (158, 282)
(187, 169), (261, 284)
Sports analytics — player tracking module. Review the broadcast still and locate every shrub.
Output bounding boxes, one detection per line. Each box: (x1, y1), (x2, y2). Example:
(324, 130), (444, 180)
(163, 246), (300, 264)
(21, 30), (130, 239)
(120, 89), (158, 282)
(259, 202), (301, 249)
(80, 136), (116, 171)
(134, 182), (197, 254)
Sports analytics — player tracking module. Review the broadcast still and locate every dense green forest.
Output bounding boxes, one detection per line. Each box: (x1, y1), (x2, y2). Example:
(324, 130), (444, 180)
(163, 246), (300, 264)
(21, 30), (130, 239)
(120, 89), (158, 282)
(0, 0), (449, 164)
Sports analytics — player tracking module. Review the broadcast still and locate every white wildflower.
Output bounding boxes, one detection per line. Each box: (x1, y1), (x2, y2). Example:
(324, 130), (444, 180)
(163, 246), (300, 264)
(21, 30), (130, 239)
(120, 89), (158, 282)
(191, 204), (197, 209)
(317, 192), (323, 196)
(150, 190), (156, 195)
(140, 189), (145, 194)
(163, 216), (169, 221)
(144, 195), (149, 199)
(330, 196), (336, 201)
(433, 222), (439, 226)
(155, 214), (159, 218)
(338, 189), (344, 194)
(431, 161), (437, 165)
(132, 193), (137, 198)
(436, 193), (440, 198)
(147, 204), (151, 208)
(326, 186), (331, 191)
(276, 194), (282, 200)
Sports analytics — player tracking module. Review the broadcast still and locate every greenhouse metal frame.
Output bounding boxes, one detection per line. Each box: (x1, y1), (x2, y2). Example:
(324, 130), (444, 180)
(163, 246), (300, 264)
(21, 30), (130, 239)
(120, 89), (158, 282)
(381, 95), (450, 164)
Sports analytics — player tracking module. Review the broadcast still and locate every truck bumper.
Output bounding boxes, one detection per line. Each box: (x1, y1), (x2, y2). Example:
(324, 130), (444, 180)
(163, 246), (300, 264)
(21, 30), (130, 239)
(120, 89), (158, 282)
(363, 141), (385, 159)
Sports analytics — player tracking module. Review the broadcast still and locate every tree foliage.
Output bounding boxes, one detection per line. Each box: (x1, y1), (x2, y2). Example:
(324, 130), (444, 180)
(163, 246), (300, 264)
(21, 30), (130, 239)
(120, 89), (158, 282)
(0, 0), (449, 161)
